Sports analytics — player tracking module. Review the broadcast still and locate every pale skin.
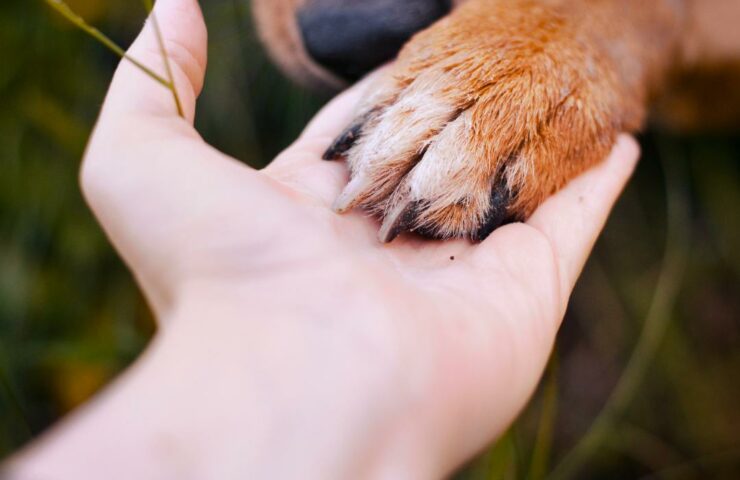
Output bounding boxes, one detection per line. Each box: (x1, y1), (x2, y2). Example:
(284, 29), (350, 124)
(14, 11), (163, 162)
(4, 0), (640, 478)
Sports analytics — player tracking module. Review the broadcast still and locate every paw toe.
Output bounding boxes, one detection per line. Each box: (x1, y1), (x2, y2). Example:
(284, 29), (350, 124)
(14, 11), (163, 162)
(470, 182), (515, 242)
(323, 115), (368, 160)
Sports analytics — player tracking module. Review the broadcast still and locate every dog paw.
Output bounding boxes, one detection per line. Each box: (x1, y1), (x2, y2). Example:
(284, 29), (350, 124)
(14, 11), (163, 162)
(325, 1), (643, 242)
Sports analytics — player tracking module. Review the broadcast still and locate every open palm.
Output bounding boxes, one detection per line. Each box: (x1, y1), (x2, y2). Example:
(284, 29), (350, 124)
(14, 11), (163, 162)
(73, 0), (640, 476)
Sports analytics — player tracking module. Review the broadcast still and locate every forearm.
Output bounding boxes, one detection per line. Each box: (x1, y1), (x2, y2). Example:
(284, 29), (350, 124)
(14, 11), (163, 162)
(4, 296), (419, 480)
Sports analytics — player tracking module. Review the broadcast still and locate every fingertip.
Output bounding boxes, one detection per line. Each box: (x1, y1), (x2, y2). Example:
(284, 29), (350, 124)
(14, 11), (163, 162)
(617, 133), (641, 158)
(148, 0), (208, 96)
(102, 0), (208, 123)
(622, 133), (640, 154)
(608, 134), (641, 178)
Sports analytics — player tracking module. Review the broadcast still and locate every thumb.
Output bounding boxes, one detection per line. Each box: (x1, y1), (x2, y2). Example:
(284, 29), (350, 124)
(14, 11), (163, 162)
(79, 0), (258, 315)
(101, 0), (207, 126)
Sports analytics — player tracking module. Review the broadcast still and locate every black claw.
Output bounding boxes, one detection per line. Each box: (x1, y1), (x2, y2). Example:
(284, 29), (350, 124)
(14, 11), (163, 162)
(470, 182), (515, 242)
(379, 200), (423, 243)
(323, 112), (373, 160)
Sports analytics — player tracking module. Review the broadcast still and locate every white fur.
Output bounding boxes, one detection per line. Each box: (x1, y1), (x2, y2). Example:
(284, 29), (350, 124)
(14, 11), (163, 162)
(349, 73), (458, 174)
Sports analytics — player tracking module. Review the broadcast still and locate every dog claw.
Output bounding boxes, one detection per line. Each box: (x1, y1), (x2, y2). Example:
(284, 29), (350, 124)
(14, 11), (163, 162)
(378, 197), (419, 243)
(332, 175), (370, 213)
(323, 114), (369, 160)
(470, 183), (513, 242)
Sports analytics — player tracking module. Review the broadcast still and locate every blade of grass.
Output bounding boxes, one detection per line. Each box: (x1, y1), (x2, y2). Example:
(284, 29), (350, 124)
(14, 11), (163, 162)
(453, 429), (519, 480)
(546, 137), (692, 480)
(141, 0), (184, 117)
(44, 0), (184, 118)
(528, 355), (559, 480)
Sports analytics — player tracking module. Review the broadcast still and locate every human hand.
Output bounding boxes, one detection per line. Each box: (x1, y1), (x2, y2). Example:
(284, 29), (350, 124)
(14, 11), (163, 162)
(7, 0), (639, 478)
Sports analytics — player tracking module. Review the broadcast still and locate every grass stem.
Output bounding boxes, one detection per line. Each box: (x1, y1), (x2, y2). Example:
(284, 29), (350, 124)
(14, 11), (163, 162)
(528, 356), (559, 480)
(142, 0), (184, 117)
(45, 0), (184, 118)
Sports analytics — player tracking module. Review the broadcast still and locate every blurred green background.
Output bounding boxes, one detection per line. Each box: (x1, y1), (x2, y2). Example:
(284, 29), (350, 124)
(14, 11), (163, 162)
(0, 0), (738, 478)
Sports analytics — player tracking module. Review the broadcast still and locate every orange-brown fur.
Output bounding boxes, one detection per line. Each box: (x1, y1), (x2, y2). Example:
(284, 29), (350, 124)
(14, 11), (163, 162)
(253, 0), (740, 240)
(342, 0), (676, 232)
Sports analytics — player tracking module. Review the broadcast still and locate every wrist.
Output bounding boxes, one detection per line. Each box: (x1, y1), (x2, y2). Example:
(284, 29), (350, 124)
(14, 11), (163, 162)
(161, 291), (437, 479)
(160, 289), (429, 478)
